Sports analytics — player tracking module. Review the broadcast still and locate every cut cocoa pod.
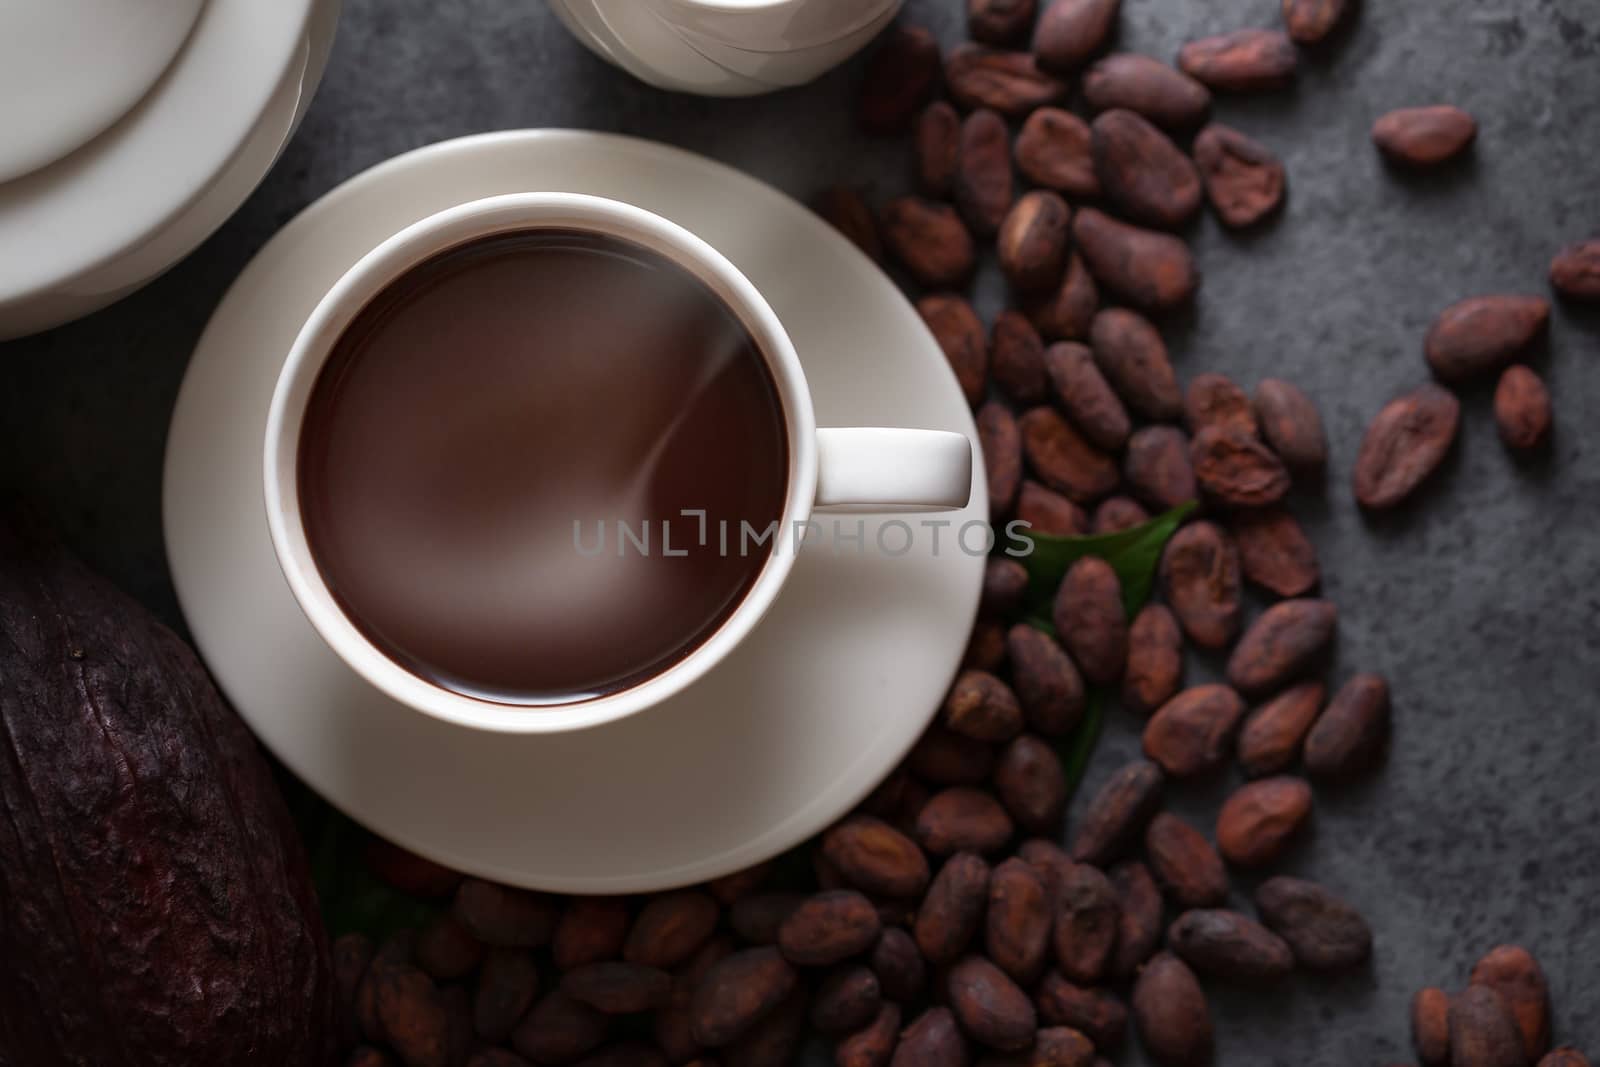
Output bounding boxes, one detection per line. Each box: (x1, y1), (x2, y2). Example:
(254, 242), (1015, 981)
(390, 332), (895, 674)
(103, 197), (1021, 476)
(1073, 209), (1198, 312)
(987, 858), (1054, 984)
(1236, 681), (1326, 778)
(1053, 864), (1119, 984)
(1018, 480), (1091, 535)
(626, 891), (719, 970)
(1000, 192), (1074, 294)
(1281, 0), (1349, 43)
(1495, 365), (1554, 451)
(1185, 373), (1257, 439)
(554, 897), (630, 972)
(970, 0), (1039, 45)
(1143, 684), (1247, 778)
(1226, 598), (1338, 695)
(1089, 307), (1182, 420)
(836, 1002), (901, 1067)
(871, 928), (927, 1003)
(1144, 813), (1229, 909)
(948, 956), (1039, 1051)
(777, 890), (882, 968)
(947, 45), (1071, 116)
(888, 200), (977, 289)
(1470, 944), (1552, 1062)
(1549, 237), (1600, 301)
(1122, 603), (1184, 716)
(917, 787), (1017, 856)
(1044, 342), (1132, 452)
(1092, 108), (1203, 229)
(1033, 0), (1121, 72)
(1006, 623), (1089, 736)
(1092, 495), (1149, 534)
(1371, 106), (1477, 167)
(859, 26), (942, 134)
(1215, 776), (1313, 867)
(816, 187), (884, 263)
(956, 109), (1017, 237)
(1425, 294), (1550, 382)
(1159, 520), (1243, 650)
(979, 401), (1025, 517)
(1082, 53), (1211, 130)
(1412, 987), (1453, 1067)
(1035, 974), (1127, 1051)
(1069, 759), (1163, 865)
(1132, 953), (1212, 1067)
(1193, 123), (1286, 228)
(992, 310), (1052, 403)
(1019, 407), (1122, 502)
(1052, 556), (1128, 686)
(1167, 909), (1294, 983)
(690, 947), (799, 1047)
(1027, 253), (1101, 342)
(944, 669), (1027, 743)
(1231, 507), (1320, 598)
(911, 724), (998, 787)
(1449, 985), (1526, 1067)
(1015, 108), (1101, 197)
(1352, 383), (1461, 510)
(920, 295), (988, 408)
(820, 816), (931, 899)
(1303, 673), (1390, 780)
(916, 101), (963, 197)
(994, 734), (1071, 833)
(1254, 377), (1327, 473)
(916, 852), (993, 965)
(892, 1007), (968, 1067)
(1254, 876), (1372, 971)
(1124, 426), (1198, 512)
(1178, 29), (1297, 92)
(1191, 424), (1292, 508)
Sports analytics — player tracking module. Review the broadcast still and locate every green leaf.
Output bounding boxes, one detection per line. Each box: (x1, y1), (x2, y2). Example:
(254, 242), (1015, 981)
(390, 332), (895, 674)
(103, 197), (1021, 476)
(1016, 500), (1197, 628)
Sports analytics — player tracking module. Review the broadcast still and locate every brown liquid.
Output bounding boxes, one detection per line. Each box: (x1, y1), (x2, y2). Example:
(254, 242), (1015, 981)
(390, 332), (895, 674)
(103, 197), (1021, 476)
(298, 229), (789, 706)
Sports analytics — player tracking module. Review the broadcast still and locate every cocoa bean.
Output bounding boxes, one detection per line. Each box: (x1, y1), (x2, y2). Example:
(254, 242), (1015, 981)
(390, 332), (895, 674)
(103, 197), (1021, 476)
(822, 816), (932, 899)
(871, 927), (928, 1003)
(992, 310), (1052, 403)
(415, 912), (484, 982)
(1082, 53), (1210, 130)
(1124, 426), (1198, 512)
(454, 880), (559, 948)
(1192, 124), (1285, 228)
(474, 947), (540, 1043)
(979, 1027), (1098, 1067)
(1007, 623), (1089, 736)
(949, 956), (1039, 1051)
(966, 619), (1010, 674)
(1191, 424), (1291, 508)
(512, 991), (609, 1064)
(1033, 0), (1121, 72)
(987, 858), (1054, 984)
(1539, 1051), (1590, 1067)
(888, 200), (977, 290)
(1253, 377), (1327, 473)
(813, 966), (883, 1036)
(1018, 480), (1090, 535)
(626, 891), (720, 970)
(947, 45), (1070, 116)
(1000, 193), (1074, 294)
(1036, 974), (1126, 1050)
(1449, 985), (1527, 1067)
(349, 1048), (396, 1067)
(1092, 109), (1202, 229)
(1027, 253), (1101, 341)
(1109, 861), (1163, 979)
(1254, 876), (1372, 971)
(1167, 909), (1294, 983)
(970, 0), (1039, 44)
(465, 1051), (530, 1067)
(920, 295), (988, 407)
(1052, 556), (1128, 685)
(1089, 308), (1182, 420)
(335, 933), (374, 1049)
(1018, 839), (1076, 912)
(1470, 944), (1552, 1062)
(574, 1042), (668, 1067)
(916, 852), (992, 965)
(1426, 295), (1550, 382)
(1145, 813), (1229, 909)
(994, 735), (1070, 833)
(1015, 108), (1101, 197)
(956, 109), (1017, 237)
(1413, 987), (1453, 1067)
(562, 962), (672, 1014)
(816, 187), (883, 263)
(1353, 383), (1461, 510)
(859, 26), (941, 134)
(1303, 673), (1390, 780)
(777, 890), (882, 967)
(1494, 365), (1553, 451)
(1159, 521), (1243, 650)
(983, 559), (1031, 620)
(1069, 760), (1163, 865)
(945, 669), (1027, 743)
(979, 401), (1024, 517)
(691, 947), (799, 1047)
(1236, 681), (1326, 778)
(917, 101), (963, 198)
(1073, 209), (1198, 312)
(1549, 238), (1600, 301)
(374, 962), (453, 1067)
(1215, 776), (1313, 867)
(1132, 953), (1212, 1066)
(651, 940), (721, 1061)
(1123, 603), (1184, 716)
(366, 838), (464, 898)
(1231, 508), (1320, 598)
(1052, 864), (1119, 984)
(1143, 684), (1247, 777)
(838, 1003), (902, 1067)
(1371, 106), (1477, 167)
(731, 892), (805, 945)
(1092, 496), (1149, 534)
(1019, 407), (1121, 503)
(554, 897), (630, 972)
(1226, 599), (1338, 695)
(358, 936), (414, 1043)
(1044, 342), (1131, 452)
(892, 1007), (969, 1067)
(1178, 29), (1297, 92)
(917, 787), (1017, 856)
(912, 725), (999, 787)
(1185, 374), (1257, 439)
(1281, 0), (1349, 43)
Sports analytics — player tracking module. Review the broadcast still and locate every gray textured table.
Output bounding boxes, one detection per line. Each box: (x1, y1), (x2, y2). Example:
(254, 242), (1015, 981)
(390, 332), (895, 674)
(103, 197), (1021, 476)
(3, 0), (1599, 1062)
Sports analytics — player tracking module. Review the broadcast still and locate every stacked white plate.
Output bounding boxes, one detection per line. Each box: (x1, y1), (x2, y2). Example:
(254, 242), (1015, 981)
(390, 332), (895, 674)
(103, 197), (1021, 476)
(0, 0), (340, 340)
(548, 0), (903, 96)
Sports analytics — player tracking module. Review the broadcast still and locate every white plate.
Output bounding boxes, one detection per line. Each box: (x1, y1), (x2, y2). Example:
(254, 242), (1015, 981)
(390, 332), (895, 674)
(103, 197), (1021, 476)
(163, 131), (987, 893)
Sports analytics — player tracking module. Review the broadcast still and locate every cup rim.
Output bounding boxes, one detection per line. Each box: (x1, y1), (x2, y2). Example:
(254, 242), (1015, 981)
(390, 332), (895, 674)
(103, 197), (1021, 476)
(263, 192), (818, 735)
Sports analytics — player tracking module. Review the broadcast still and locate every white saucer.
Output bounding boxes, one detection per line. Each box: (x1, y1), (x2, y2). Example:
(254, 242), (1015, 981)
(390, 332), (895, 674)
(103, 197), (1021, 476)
(163, 131), (987, 893)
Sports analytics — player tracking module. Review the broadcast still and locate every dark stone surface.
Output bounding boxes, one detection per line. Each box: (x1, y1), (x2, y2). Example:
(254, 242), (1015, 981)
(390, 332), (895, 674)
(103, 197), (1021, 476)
(2, 0), (1598, 1062)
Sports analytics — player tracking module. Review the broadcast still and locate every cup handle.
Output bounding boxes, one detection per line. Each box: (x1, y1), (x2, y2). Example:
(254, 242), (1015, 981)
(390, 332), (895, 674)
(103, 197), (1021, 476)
(815, 428), (973, 511)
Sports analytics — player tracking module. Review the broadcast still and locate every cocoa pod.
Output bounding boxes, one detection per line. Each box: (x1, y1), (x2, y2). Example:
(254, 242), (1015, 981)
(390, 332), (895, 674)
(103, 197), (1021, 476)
(970, 0), (1038, 44)
(512, 990), (609, 1064)
(1449, 985), (1527, 1067)
(554, 897), (630, 972)
(1073, 209), (1198, 312)
(1036, 974), (1126, 1050)
(892, 1007), (969, 1067)
(1539, 1051), (1590, 1067)
(821, 816), (932, 899)
(334, 933), (375, 1049)
(1281, 0), (1349, 43)
(956, 109), (1017, 237)
(1069, 760), (1163, 865)
(1303, 673), (1390, 780)
(859, 26), (941, 134)
(1018, 480), (1090, 536)
(1015, 108), (1101, 197)
(1185, 374), (1257, 439)
(1082, 53), (1210, 130)
(415, 913), (484, 982)
(1191, 424), (1291, 508)
(1019, 407), (1121, 503)
(474, 947), (540, 1043)
(917, 787), (1017, 856)
(1192, 123), (1285, 228)
(626, 891), (719, 970)
(1413, 987), (1453, 1067)
(920, 295), (988, 407)
(994, 735), (1069, 833)
(1000, 193), (1073, 294)
(1425, 295), (1550, 382)
(1032, 0), (1121, 72)
(813, 966), (883, 1036)
(1470, 944), (1552, 1062)
(872, 927), (927, 1003)
(1144, 813), (1229, 909)
(1494, 365), (1553, 451)
(1109, 861), (1163, 979)
(992, 310), (1052, 403)
(454, 881), (559, 949)
(947, 45), (1070, 116)
(730, 892), (805, 945)
(1044, 342), (1132, 452)
(1167, 909), (1294, 982)
(987, 858), (1054, 984)
(983, 559), (1031, 620)
(1352, 383), (1461, 510)
(1231, 508), (1320, 598)
(374, 963), (450, 1067)
(944, 669), (1027, 743)
(916, 101), (963, 197)
(1122, 603), (1184, 716)
(1052, 864), (1119, 984)
(1091, 109), (1202, 229)
(1052, 556), (1128, 686)
(949, 956), (1039, 1051)
(1178, 29), (1297, 92)
(1143, 684), (1247, 777)
(1132, 952), (1212, 1067)
(1018, 839), (1076, 912)
(911, 725), (999, 787)
(1089, 308), (1182, 420)
(691, 947), (798, 1047)
(1226, 599), (1338, 695)
(1371, 106), (1477, 167)
(966, 619), (1010, 674)
(1254, 876), (1371, 971)
(1092, 496), (1149, 534)
(816, 187), (883, 263)
(1215, 776), (1313, 867)
(366, 838), (464, 898)
(561, 962), (672, 1014)
(1236, 681), (1326, 778)
(979, 401), (1025, 517)
(1123, 426), (1198, 512)
(1006, 624), (1089, 736)
(1159, 521), (1243, 650)
(777, 890), (882, 967)
(916, 852), (992, 965)
(838, 1003), (901, 1067)
(1550, 238), (1600, 301)
(1254, 377), (1327, 473)
(1027, 253), (1100, 342)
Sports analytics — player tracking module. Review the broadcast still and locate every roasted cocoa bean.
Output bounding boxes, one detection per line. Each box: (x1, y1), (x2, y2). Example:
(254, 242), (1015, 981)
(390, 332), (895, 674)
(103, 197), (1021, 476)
(944, 669), (1027, 743)
(917, 787), (1017, 856)
(921, 295), (988, 408)
(947, 45), (1070, 116)
(992, 310), (1053, 403)
(358, 937), (414, 1044)
(573, 1042), (668, 1067)
(1015, 108), (1101, 197)
(1426, 295), (1550, 382)
(1167, 909), (1294, 983)
(949, 956), (1039, 1051)
(859, 26), (941, 134)
(1018, 839), (1076, 912)
(777, 890), (882, 967)
(1413, 987), (1453, 1067)
(1089, 307), (1183, 420)
(1254, 377), (1327, 472)
(1281, 0), (1349, 43)
(730, 892), (805, 945)
(1215, 776), (1313, 867)
(1044, 342), (1131, 452)
(1020, 407), (1121, 503)
(512, 990), (609, 1064)
(691, 947), (799, 1047)
(1145, 813), (1229, 909)
(966, 619), (1010, 674)
(1471, 944), (1552, 1062)
(1032, 0), (1120, 71)
(1185, 373), (1257, 439)
(1000, 193), (1074, 294)
(872, 927), (927, 1003)
(994, 735), (1069, 833)
(366, 838), (465, 898)
(474, 948), (540, 1043)
(912, 725), (999, 787)
(917, 101), (963, 197)
(813, 966), (883, 1036)
(1092, 496), (1149, 534)
(1133, 952), (1212, 1067)
(1353, 383), (1461, 510)
(1237, 681), (1326, 778)
(464, 1051), (529, 1067)
(561, 962), (672, 1014)
(454, 880), (559, 949)
(1231, 508), (1320, 598)
(1143, 684), (1247, 778)
(414, 913), (484, 982)
(1191, 424), (1291, 508)
(1082, 53), (1210, 130)
(838, 1003), (902, 1067)
(1073, 208), (1198, 312)
(1550, 238), (1600, 301)
(1226, 599), (1338, 695)
(1178, 29), (1297, 92)
(970, 0), (1038, 44)
(1495, 365), (1553, 451)
(981, 1027), (1098, 1067)
(1109, 861), (1162, 979)
(1254, 876), (1372, 971)
(1091, 109), (1202, 229)
(1018, 480), (1090, 535)
(816, 187), (884, 263)
(1160, 521), (1243, 650)
(1036, 974), (1127, 1050)
(983, 558), (1031, 620)
(349, 1047), (396, 1067)
(374, 963), (450, 1067)
(1007, 623), (1089, 736)
(1123, 603), (1184, 716)
(1027, 253), (1100, 341)
(554, 897), (630, 972)
(916, 852), (992, 965)
(889, 200), (977, 290)
(1192, 124), (1285, 228)
(1069, 760), (1163, 864)
(624, 891), (719, 970)
(892, 1007), (969, 1067)
(1052, 864), (1119, 984)
(956, 109), (1016, 237)
(1052, 556), (1128, 685)
(1539, 1051), (1590, 1067)
(723, 981), (809, 1067)
(1123, 426), (1198, 512)
(1449, 985), (1526, 1067)
(1371, 106), (1477, 167)
(979, 401), (1025, 516)
(822, 816), (932, 899)
(1303, 673), (1390, 780)
(987, 858), (1054, 984)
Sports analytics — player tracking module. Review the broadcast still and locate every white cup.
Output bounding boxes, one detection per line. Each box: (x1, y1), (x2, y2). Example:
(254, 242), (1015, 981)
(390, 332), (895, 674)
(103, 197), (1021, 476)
(264, 193), (972, 735)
